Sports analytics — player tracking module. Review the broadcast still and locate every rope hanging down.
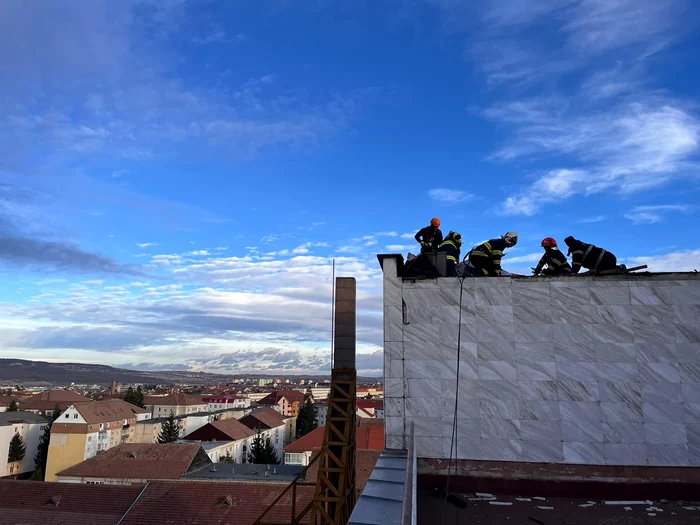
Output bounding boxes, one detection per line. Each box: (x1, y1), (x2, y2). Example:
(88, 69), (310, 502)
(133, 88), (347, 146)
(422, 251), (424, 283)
(446, 276), (465, 496)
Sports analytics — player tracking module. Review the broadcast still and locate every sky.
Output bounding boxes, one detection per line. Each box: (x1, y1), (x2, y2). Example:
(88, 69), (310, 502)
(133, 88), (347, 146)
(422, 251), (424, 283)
(1, 0), (700, 377)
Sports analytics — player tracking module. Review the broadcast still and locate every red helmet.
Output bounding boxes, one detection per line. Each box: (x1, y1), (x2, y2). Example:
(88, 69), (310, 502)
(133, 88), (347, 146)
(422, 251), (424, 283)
(541, 237), (557, 248)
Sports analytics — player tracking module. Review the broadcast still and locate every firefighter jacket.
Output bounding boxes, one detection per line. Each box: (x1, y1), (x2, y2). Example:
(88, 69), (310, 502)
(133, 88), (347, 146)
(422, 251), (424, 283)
(470, 238), (508, 276)
(565, 237), (609, 274)
(535, 247), (572, 275)
(414, 225), (443, 250)
(438, 234), (461, 263)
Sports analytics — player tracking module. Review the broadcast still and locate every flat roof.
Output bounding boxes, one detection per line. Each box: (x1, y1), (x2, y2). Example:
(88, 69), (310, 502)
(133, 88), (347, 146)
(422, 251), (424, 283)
(183, 463), (304, 483)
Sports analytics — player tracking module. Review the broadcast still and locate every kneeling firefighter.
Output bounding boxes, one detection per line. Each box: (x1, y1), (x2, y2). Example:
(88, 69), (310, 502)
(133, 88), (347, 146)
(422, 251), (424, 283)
(468, 232), (518, 276)
(564, 236), (617, 274)
(437, 231), (462, 276)
(533, 237), (572, 276)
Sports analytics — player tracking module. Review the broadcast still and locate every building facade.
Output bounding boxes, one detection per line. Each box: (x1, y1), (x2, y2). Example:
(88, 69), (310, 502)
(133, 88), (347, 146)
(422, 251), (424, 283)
(0, 411), (48, 476)
(143, 393), (207, 417)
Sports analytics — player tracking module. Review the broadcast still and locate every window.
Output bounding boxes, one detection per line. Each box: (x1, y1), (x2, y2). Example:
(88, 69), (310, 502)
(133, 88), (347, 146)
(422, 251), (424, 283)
(285, 453), (303, 465)
(65, 414), (69, 418)
(74, 414), (79, 419)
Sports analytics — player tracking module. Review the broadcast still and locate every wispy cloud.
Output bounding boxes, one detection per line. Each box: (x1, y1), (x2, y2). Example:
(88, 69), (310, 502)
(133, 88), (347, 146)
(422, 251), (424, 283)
(137, 242), (158, 248)
(624, 204), (693, 224)
(428, 188), (476, 204)
(192, 29), (244, 46)
(386, 244), (413, 252)
(577, 215), (607, 224)
(624, 249), (700, 272)
(504, 252), (542, 264)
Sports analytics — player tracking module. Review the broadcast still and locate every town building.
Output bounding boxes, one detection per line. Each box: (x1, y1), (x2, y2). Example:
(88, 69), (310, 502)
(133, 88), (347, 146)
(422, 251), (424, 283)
(183, 418), (256, 463)
(239, 407), (293, 458)
(0, 411), (48, 476)
(19, 390), (91, 416)
(202, 394), (251, 411)
(45, 400), (141, 482)
(143, 393), (207, 417)
(257, 390), (311, 417)
(54, 443), (212, 484)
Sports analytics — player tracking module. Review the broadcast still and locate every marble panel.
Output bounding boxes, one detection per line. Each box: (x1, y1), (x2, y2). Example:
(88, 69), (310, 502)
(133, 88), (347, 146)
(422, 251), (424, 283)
(477, 342), (516, 363)
(435, 305), (464, 324)
(403, 287), (442, 307)
(559, 401), (602, 422)
(692, 445), (700, 467)
(551, 305), (592, 324)
(441, 378), (479, 399)
(405, 279), (439, 288)
(678, 343), (700, 363)
(458, 303), (479, 325)
(554, 341), (596, 362)
(475, 286), (513, 306)
(404, 322), (441, 343)
(478, 361), (517, 380)
(471, 278), (511, 288)
(406, 306), (442, 325)
(385, 416), (404, 437)
(630, 286), (671, 305)
(599, 382), (641, 405)
(520, 419), (561, 441)
(590, 324), (635, 344)
(415, 436), (443, 458)
(552, 287), (590, 307)
(590, 305), (632, 324)
(407, 378), (442, 398)
(671, 286), (700, 305)
(442, 360), (479, 380)
(481, 438), (522, 461)
(563, 442), (605, 465)
(604, 444), (647, 466)
(408, 417), (443, 437)
(439, 323), (465, 345)
(385, 378), (404, 399)
(386, 398), (405, 417)
(476, 320), (515, 343)
(404, 342), (447, 361)
(385, 304), (402, 326)
(459, 341), (479, 361)
(638, 363), (681, 383)
(515, 324), (553, 343)
(383, 273), (402, 306)
(516, 342), (555, 363)
(561, 419), (604, 443)
(601, 402), (643, 423)
(521, 440), (564, 463)
(441, 417), (481, 439)
(438, 284), (465, 307)
(680, 363), (700, 383)
(603, 422), (645, 444)
(386, 436), (404, 450)
(676, 324), (700, 344)
(481, 418), (521, 439)
(475, 305), (514, 324)
(594, 343), (637, 363)
(590, 287), (631, 306)
(385, 342), (403, 360)
(518, 380), (559, 401)
(645, 423), (686, 445)
(440, 396), (480, 418)
(519, 400), (561, 421)
(557, 381), (600, 402)
(556, 362), (598, 382)
(553, 324), (592, 343)
(551, 280), (589, 288)
(512, 284), (551, 306)
(689, 424), (700, 447)
(445, 437), (481, 460)
(405, 398), (440, 418)
(686, 404), (700, 424)
(405, 359), (443, 379)
(631, 305), (673, 325)
(597, 363), (639, 382)
(480, 398), (520, 419)
(386, 322), (403, 343)
(673, 304), (700, 324)
(683, 383), (700, 403)
(385, 358), (404, 379)
(647, 444), (689, 466)
(514, 304), (552, 324)
(517, 361), (556, 381)
(636, 342), (678, 363)
(633, 323), (676, 344)
(641, 382), (682, 404)
(643, 402), (685, 423)
(479, 380), (519, 401)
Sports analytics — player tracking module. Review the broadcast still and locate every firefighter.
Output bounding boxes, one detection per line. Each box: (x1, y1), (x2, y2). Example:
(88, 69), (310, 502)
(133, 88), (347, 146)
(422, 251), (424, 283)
(414, 218), (443, 254)
(564, 236), (618, 274)
(468, 232), (518, 276)
(438, 231), (462, 277)
(533, 237), (572, 276)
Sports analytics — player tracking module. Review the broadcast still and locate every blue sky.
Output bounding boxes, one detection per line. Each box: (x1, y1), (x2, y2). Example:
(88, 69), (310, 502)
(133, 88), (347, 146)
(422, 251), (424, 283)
(1, 0), (699, 376)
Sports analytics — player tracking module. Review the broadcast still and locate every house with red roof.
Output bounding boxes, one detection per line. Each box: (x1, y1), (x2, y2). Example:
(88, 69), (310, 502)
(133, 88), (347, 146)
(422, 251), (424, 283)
(257, 390), (312, 417)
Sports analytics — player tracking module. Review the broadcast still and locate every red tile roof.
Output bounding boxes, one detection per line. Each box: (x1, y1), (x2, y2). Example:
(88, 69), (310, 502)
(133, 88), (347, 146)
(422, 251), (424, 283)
(72, 400), (140, 424)
(202, 394), (244, 402)
(284, 427), (325, 453)
(240, 407), (287, 430)
(258, 390), (306, 405)
(119, 480), (315, 525)
(144, 393), (206, 406)
(0, 480), (143, 525)
(20, 390), (91, 411)
(56, 443), (210, 480)
(285, 421), (384, 453)
(185, 418), (255, 441)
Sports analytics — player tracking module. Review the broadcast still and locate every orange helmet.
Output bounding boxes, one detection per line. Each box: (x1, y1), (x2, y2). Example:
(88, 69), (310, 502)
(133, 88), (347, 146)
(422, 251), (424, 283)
(541, 237), (557, 248)
(431, 217), (441, 227)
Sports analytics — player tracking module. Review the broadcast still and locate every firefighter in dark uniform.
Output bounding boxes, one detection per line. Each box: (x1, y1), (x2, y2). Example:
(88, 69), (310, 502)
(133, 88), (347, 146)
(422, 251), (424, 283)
(437, 231), (462, 277)
(533, 237), (572, 276)
(564, 236), (617, 274)
(468, 231), (518, 276)
(414, 218), (443, 254)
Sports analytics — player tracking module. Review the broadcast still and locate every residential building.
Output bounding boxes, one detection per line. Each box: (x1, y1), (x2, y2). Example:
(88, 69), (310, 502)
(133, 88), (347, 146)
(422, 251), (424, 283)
(257, 378), (273, 387)
(257, 390), (311, 417)
(240, 407), (292, 459)
(45, 400), (140, 482)
(143, 393), (207, 417)
(202, 394), (251, 411)
(374, 399), (384, 419)
(356, 400), (377, 417)
(183, 418), (256, 463)
(357, 385), (383, 398)
(55, 443), (212, 484)
(20, 390), (91, 416)
(308, 387), (330, 400)
(0, 396), (18, 412)
(241, 392), (272, 402)
(0, 411), (48, 476)
(313, 401), (328, 426)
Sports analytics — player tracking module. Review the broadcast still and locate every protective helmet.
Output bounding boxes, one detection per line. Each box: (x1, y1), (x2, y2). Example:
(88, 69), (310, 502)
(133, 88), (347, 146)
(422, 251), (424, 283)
(453, 232), (462, 245)
(431, 217), (441, 227)
(541, 237), (557, 248)
(503, 231), (518, 247)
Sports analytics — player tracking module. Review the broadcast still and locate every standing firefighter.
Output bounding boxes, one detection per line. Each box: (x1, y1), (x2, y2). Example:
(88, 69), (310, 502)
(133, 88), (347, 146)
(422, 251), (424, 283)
(564, 236), (617, 274)
(438, 231), (462, 277)
(533, 237), (572, 276)
(414, 218), (443, 254)
(468, 231), (518, 276)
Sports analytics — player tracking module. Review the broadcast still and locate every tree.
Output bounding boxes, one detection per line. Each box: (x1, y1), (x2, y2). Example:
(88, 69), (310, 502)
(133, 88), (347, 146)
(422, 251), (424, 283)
(247, 429), (279, 464)
(134, 386), (145, 408)
(8, 433), (26, 469)
(7, 399), (18, 412)
(157, 413), (180, 443)
(219, 451), (234, 463)
(33, 404), (61, 480)
(296, 401), (318, 438)
(124, 386), (146, 408)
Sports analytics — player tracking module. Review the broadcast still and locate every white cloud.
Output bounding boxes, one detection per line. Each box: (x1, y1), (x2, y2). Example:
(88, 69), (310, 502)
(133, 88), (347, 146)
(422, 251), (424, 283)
(193, 29), (232, 46)
(623, 249), (700, 272)
(292, 242), (330, 254)
(400, 232), (416, 239)
(428, 188), (476, 204)
(624, 204), (693, 224)
(137, 242), (158, 248)
(504, 252), (542, 264)
(386, 244), (413, 252)
(186, 250), (211, 256)
(577, 215), (607, 224)
(261, 235), (278, 243)
(374, 231), (398, 237)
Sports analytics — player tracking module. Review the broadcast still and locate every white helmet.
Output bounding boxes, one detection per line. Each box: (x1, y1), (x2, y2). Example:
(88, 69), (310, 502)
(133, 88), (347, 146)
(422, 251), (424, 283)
(503, 231), (518, 247)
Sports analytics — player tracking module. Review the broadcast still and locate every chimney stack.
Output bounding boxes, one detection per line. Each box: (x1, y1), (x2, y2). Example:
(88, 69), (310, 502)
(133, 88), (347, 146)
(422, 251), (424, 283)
(333, 277), (356, 369)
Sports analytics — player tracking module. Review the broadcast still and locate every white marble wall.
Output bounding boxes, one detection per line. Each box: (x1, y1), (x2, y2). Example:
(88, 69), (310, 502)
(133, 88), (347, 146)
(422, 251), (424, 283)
(383, 271), (700, 467)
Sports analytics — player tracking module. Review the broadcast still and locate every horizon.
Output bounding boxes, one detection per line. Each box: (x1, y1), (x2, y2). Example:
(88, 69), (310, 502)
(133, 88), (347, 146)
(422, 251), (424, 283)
(2, 1), (700, 377)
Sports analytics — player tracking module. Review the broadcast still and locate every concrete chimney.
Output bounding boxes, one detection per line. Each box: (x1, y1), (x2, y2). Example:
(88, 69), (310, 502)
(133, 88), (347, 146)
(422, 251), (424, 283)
(333, 277), (356, 369)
